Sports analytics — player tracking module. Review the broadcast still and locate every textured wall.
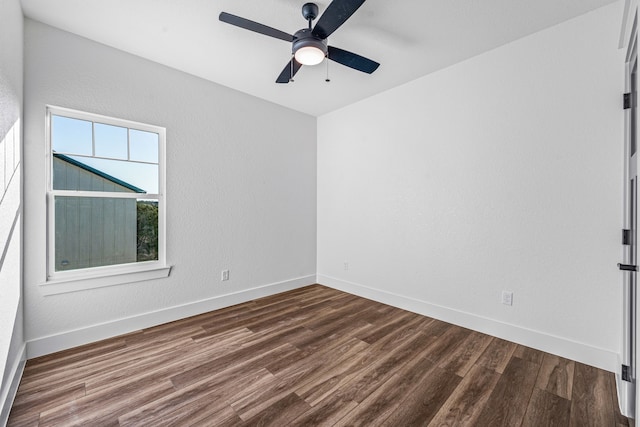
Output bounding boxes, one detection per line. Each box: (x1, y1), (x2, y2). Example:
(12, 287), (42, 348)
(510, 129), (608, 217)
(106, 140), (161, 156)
(23, 20), (317, 346)
(0, 0), (24, 415)
(318, 3), (624, 370)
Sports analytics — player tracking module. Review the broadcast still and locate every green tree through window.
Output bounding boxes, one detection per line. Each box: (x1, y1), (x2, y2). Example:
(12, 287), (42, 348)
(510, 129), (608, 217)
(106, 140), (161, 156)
(137, 201), (158, 262)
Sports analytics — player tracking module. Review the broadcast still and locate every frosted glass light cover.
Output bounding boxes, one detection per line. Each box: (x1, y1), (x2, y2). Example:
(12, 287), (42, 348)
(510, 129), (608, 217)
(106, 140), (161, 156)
(295, 46), (325, 66)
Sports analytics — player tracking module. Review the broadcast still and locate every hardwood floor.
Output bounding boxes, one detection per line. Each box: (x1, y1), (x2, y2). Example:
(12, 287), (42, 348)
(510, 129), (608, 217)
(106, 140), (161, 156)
(8, 285), (628, 426)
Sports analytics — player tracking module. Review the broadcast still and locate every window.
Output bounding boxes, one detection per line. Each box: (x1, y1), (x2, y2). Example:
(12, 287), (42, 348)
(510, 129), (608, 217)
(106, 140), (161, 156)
(45, 106), (168, 289)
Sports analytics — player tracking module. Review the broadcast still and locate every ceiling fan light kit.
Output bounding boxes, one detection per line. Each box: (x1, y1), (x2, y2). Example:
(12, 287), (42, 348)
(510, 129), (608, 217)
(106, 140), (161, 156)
(293, 29), (327, 66)
(219, 0), (380, 83)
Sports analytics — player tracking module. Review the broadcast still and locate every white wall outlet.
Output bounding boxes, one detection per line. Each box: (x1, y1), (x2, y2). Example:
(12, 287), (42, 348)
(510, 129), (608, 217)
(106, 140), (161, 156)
(501, 291), (513, 306)
(344, 262), (349, 271)
(221, 269), (230, 281)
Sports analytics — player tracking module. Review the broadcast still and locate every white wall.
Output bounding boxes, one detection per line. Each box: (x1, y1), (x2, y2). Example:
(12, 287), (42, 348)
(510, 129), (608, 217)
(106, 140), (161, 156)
(0, 0), (24, 420)
(23, 20), (317, 356)
(318, 2), (625, 372)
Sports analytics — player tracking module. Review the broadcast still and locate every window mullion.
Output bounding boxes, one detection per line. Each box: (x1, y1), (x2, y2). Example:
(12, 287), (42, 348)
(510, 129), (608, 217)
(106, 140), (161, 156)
(52, 190), (156, 199)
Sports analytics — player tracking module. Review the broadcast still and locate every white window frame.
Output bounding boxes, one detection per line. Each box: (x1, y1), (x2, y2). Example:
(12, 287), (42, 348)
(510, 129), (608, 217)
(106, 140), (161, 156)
(42, 106), (170, 295)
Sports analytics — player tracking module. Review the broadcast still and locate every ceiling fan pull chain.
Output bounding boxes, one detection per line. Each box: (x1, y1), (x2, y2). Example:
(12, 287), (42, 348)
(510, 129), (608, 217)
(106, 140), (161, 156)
(325, 55), (330, 82)
(290, 55), (295, 83)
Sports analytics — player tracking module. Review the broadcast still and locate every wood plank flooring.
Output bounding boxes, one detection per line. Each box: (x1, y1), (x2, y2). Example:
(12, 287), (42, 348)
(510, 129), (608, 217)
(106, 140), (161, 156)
(8, 284), (628, 426)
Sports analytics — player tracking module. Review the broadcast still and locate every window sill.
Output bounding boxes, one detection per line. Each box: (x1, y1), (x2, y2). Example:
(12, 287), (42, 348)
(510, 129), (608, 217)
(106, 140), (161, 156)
(40, 264), (172, 296)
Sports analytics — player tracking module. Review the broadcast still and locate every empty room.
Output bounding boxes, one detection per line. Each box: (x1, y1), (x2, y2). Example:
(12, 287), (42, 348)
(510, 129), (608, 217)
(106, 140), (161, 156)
(0, 0), (637, 425)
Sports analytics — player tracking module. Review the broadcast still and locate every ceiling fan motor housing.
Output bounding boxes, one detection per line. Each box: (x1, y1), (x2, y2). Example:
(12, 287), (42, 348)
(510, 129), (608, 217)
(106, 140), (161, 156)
(293, 28), (328, 56)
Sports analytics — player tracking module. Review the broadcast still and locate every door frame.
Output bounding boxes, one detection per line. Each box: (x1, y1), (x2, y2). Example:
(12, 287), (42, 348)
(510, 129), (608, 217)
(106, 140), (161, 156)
(620, 8), (639, 420)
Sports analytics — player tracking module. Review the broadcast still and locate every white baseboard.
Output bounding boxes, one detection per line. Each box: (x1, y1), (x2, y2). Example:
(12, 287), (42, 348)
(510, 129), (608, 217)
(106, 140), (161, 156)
(27, 275), (316, 359)
(616, 372), (635, 418)
(0, 344), (26, 427)
(318, 274), (619, 373)
(25, 273), (618, 373)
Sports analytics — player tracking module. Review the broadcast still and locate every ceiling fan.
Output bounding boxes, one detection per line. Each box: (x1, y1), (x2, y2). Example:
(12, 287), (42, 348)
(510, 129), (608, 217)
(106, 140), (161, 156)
(219, 0), (380, 83)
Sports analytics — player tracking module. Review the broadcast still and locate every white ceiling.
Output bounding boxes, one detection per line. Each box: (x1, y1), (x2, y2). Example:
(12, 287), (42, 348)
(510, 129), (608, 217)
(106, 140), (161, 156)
(20, 0), (620, 116)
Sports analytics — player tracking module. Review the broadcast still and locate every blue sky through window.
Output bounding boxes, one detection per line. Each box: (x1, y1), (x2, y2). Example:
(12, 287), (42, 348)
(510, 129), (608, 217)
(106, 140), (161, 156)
(95, 123), (128, 159)
(52, 115), (92, 155)
(130, 129), (158, 163)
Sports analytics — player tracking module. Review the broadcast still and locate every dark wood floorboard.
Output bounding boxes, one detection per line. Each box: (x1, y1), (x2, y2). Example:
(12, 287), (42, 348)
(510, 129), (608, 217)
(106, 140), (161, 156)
(428, 363), (500, 426)
(8, 284), (629, 426)
(474, 356), (540, 426)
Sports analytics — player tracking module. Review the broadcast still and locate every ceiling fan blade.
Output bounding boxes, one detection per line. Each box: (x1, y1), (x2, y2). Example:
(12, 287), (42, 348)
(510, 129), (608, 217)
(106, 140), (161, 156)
(312, 0), (366, 40)
(328, 46), (379, 74)
(219, 12), (294, 42)
(276, 58), (303, 83)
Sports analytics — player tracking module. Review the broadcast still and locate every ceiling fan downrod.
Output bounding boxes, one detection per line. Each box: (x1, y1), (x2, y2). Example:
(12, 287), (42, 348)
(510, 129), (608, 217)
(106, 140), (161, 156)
(301, 2), (318, 28)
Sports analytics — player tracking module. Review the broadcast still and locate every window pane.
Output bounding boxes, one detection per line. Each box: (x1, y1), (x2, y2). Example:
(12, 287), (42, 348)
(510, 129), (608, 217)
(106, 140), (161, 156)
(130, 129), (158, 163)
(53, 155), (158, 194)
(67, 156), (158, 194)
(54, 196), (158, 271)
(52, 115), (92, 156)
(55, 196), (137, 271)
(95, 123), (128, 159)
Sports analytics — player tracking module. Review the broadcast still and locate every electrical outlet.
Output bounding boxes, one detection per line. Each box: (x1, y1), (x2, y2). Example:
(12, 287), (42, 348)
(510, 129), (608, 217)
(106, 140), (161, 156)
(221, 269), (230, 281)
(344, 262), (349, 271)
(501, 291), (513, 306)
